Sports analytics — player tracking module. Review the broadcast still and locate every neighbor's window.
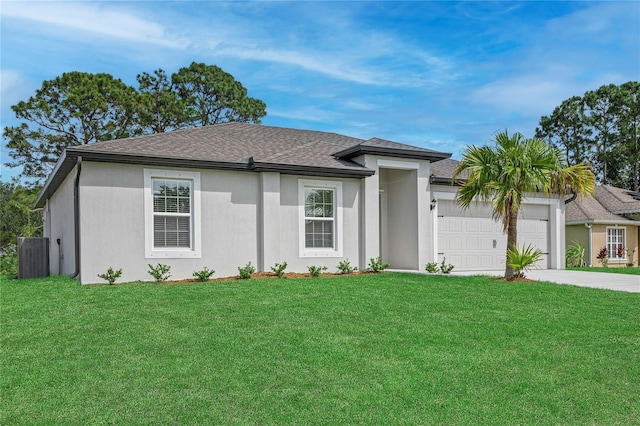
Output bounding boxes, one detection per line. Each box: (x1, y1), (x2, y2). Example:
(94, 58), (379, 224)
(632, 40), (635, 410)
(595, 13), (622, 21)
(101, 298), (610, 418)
(298, 179), (343, 257)
(144, 169), (201, 258)
(606, 226), (626, 259)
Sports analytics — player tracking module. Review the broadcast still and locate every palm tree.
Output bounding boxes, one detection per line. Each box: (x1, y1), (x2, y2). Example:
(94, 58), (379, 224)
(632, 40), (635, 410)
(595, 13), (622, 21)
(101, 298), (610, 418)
(453, 130), (595, 279)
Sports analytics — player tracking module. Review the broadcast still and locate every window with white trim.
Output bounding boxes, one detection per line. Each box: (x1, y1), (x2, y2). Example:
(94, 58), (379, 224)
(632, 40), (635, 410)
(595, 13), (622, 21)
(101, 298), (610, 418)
(606, 226), (626, 259)
(299, 179), (343, 257)
(144, 169), (201, 258)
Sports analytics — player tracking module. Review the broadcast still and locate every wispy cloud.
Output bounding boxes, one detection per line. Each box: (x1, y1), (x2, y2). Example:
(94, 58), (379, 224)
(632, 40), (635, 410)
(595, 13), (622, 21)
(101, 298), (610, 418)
(1, 2), (186, 49)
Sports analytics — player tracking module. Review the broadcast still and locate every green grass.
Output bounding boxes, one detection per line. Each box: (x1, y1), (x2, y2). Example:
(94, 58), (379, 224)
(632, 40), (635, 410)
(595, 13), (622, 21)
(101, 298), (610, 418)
(568, 266), (640, 275)
(2, 273), (639, 425)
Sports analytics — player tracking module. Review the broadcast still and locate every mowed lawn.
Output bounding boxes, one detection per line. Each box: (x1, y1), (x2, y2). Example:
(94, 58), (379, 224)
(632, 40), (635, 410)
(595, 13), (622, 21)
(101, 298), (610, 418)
(2, 273), (639, 425)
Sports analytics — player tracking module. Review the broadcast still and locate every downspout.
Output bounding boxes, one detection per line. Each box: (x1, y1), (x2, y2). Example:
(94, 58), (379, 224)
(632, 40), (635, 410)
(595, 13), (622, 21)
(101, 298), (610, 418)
(70, 156), (82, 279)
(564, 189), (577, 205)
(586, 223), (593, 267)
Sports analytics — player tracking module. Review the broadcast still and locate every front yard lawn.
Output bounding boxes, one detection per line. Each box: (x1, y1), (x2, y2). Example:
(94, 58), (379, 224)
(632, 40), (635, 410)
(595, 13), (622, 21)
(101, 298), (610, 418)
(2, 273), (639, 424)
(568, 266), (640, 275)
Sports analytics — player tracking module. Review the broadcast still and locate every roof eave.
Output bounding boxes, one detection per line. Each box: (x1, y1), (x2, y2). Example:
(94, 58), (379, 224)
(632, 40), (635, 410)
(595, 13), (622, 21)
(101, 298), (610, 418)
(566, 219), (638, 225)
(334, 146), (451, 162)
(250, 161), (374, 178)
(34, 150), (74, 208)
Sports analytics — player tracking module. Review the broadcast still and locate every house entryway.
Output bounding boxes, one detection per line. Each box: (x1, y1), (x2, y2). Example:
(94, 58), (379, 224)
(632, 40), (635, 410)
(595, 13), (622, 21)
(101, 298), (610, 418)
(379, 168), (419, 270)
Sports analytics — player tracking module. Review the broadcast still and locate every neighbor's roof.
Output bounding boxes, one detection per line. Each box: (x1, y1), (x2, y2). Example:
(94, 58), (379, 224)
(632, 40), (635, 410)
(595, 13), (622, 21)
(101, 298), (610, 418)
(565, 184), (640, 224)
(594, 185), (640, 215)
(35, 122), (450, 207)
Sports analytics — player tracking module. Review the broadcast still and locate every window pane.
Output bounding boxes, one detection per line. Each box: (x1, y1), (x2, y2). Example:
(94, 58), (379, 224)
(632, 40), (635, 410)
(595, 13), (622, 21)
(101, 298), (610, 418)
(164, 181), (178, 196)
(153, 198), (166, 213)
(153, 180), (165, 196)
(178, 182), (190, 197)
(305, 188), (334, 218)
(178, 198), (190, 214)
(166, 198), (178, 213)
(305, 219), (334, 248)
(154, 215), (191, 248)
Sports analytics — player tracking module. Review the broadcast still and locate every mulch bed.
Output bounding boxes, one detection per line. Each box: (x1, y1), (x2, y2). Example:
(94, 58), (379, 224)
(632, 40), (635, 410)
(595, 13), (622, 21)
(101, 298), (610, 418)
(161, 270), (370, 285)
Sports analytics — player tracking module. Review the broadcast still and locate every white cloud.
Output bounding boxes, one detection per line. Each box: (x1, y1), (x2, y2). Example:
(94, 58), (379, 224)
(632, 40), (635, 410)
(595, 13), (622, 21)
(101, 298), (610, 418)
(1, 2), (186, 49)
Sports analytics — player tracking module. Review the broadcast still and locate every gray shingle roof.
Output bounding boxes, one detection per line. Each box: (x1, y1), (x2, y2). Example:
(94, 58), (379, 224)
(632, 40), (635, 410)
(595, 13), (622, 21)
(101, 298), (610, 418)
(429, 158), (470, 184)
(70, 122), (370, 173)
(595, 185), (640, 215)
(36, 123), (451, 207)
(565, 194), (635, 223)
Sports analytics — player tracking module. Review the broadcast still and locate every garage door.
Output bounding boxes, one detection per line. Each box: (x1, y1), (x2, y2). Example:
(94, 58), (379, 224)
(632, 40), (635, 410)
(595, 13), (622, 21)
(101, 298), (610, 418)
(437, 201), (549, 271)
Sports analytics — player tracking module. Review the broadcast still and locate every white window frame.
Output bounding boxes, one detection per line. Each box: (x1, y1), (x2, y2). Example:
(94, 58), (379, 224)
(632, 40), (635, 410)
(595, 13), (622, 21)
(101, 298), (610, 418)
(606, 226), (626, 260)
(298, 179), (343, 258)
(144, 169), (201, 258)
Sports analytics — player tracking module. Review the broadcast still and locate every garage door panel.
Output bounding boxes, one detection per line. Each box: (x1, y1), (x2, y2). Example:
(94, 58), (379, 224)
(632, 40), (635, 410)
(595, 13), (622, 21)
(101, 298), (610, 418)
(438, 200), (549, 271)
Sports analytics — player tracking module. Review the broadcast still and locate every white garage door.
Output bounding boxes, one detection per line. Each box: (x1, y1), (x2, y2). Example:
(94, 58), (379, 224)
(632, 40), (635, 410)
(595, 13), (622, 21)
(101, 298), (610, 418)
(437, 201), (549, 271)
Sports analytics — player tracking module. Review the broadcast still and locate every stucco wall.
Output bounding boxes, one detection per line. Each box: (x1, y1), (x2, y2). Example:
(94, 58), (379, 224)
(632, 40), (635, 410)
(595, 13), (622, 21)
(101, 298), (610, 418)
(46, 165), (77, 275)
(565, 225), (590, 266)
(590, 224), (639, 267)
(74, 162), (368, 283)
(78, 162), (260, 283)
(278, 175), (362, 272)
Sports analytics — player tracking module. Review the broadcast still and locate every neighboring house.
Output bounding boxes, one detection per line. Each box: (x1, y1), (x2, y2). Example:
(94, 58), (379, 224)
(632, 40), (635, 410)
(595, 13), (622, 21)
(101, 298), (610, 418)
(429, 159), (567, 271)
(37, 123), (455, 283)
(565, 185), (640, 267)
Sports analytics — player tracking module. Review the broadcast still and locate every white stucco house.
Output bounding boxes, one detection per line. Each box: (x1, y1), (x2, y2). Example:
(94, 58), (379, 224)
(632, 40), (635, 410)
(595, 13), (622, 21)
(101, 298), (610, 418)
(35, 123), (566, 284)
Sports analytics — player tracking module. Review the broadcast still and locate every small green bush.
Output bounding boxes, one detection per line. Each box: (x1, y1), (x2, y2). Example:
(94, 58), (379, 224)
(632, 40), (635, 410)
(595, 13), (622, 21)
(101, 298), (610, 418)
(368, 257), (390, 273)
(566, 241), (586, 267)
(97, 267), (122, 285)
(148, 263), (171, 282)
(507, 244), (542, 279)
(271, 262), (288, 278)
(0, 244), (18, 278)
(439, 257), (454, 274)
(308, 265), (328, 277)
(238, 262), (256, 280)
(425, 262), (439, 273)
(193, 267), (215, 282)
(337, 259), (358, 274)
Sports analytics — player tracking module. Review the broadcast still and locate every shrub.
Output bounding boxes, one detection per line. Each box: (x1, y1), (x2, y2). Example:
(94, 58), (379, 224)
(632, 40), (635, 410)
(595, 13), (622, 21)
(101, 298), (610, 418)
(425, 262), (439, 273)
(566, 241), (586, 268)
(596, 247), (609, 267)
(193, 267), (215, 282)
(238, 262), (256, 280)
(368, 257), (390, 273)
(337, 259), (358, 274)
(439, 257), (454, 274)
(270, 262), (288, 278)
(507, 244), (542, 279)
(0, 244), (18, 278)
(308, 265), (328, 277)
(97, 267), (122, 285)
(148, 263), (171, 282)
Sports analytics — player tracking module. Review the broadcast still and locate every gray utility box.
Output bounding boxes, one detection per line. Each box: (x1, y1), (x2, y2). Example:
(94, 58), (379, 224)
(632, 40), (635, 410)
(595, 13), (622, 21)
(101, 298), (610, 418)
(18, 237), (50, 279)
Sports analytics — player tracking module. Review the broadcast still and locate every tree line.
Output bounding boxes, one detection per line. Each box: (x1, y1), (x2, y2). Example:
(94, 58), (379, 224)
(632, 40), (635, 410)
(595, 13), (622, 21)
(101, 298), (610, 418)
(536, 82), (639, 191)
(4, 62), (267, 183)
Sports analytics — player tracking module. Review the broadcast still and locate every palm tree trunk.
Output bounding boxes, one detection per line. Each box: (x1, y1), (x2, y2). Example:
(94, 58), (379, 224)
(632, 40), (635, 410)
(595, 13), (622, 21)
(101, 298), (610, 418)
(505, 209), (518, 278)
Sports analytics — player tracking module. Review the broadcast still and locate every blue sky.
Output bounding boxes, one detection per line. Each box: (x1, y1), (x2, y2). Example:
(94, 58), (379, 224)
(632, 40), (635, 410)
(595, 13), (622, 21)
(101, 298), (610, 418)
(1, 1), (639, 180)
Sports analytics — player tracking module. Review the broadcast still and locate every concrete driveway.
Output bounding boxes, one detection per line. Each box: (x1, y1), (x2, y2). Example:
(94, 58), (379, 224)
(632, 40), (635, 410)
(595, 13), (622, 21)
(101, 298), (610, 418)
(451, 269), (640, 293)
